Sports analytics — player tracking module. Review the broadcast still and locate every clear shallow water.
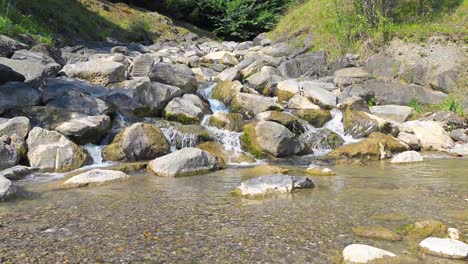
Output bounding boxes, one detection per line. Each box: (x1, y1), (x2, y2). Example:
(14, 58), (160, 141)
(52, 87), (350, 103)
(0, 158), (467, 263)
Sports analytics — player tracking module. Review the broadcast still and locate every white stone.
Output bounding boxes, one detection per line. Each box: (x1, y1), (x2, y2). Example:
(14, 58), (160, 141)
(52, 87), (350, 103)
(419, 237), (468, 259)
(370, 105), (414, 123)
(448, 228), (461, 240)
(234, 174), (314, 198)
(450, 143), (468, 155)
(403, 121), (454, 150)
(287, 95), (320, 110)
(390, 151), (423, 163)
(64, 169), (129, 188)
(343, 244), (396, 263)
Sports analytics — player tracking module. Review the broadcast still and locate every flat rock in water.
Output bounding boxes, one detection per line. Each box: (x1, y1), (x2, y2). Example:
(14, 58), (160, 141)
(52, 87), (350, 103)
(390, 151), (423, 163)
(64, 169), (129, 188)
(352, 225), (402, 241)
(343, 244), (397, 263)
(233, 174), (314, 198)
(0, 165), (37, 181)
(419, 237), (468, 259)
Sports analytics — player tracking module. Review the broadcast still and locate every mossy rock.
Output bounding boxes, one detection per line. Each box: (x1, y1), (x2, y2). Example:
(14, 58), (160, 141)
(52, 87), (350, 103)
(402, 220), (448, 239)
(353, 225), (402, 241)
(305, 167), (336, 176)
(277, 89), (296, 102)
(163, 111), (200, 125)
(209, 112), (244, 132)
(196, 141), (227, 168)
(327, 138), (384, 161)
(368, 132), (408, 153)
(212, 80), (242, 105)
(259, 111), (306, 134)
(240, 122), (266, 159)
(292, 109), (332, 128)
(230, 153), (257, 164)
(133, 107), (160, 118)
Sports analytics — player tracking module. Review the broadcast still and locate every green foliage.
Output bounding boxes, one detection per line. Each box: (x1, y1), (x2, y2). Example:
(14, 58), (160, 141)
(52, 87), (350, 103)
(127, 16), (153, 42)
(440, 96), (465, 116)
(409, 98), (424, 114)
(366, 96), (377, 107)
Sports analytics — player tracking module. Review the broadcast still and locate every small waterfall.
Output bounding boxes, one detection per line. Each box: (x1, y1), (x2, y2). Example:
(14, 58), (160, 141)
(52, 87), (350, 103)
(205, 126), (243, 154)
(161, 127), (202, 152)
(324, 109), (358, 144)
(208, 99), (228, 113)
(83, 144), (105, 165)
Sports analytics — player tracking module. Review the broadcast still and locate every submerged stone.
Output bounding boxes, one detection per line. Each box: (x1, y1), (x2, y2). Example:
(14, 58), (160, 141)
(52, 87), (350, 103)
(352, 225), (402, 241)
(419, 237), (468, 259)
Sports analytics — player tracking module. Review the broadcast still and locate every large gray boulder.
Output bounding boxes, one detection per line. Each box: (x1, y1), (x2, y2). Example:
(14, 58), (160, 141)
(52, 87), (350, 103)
(334, 67), (370, 87)
(0, 175), (15, 201)
(0, 82), (41, 115)
(390, 151), (423, 163)
(230, 93), (283, 118)
(148, 147), (219, 177)
(149, 63), (197, 94)
(26, 127), (91, 172)
(261, 43), (299, 57)
(134, 81), (182, 112)
(163, 94), (211, 125)
(11, 49), (61, 74)
(402, 121), (453, 150)
(4, 106), (84, 130)
(55, 115), (111, 144)
(233, 174), (314, 198)
(280, 51), (328, 79)
(0, 136), (22, 170)
(255, 121), (302, 157)
(30, 43), (66, 66)
(46, 90), (114, 116)
(0, 35), (28, 57)
(0, 58), (54, 87)
(103, 123), (170, 162)
(0, 116), (30, 139)
(60, 61), (127, 86)
(41, 77), (109, 103)
(0, 64), (25, 85)
(63, 169), (130, 188)
(370, 105), (414, 123)
(245, 66), (283, 92)
(130, 54), (155, 77)
(303, 85), (337, 109)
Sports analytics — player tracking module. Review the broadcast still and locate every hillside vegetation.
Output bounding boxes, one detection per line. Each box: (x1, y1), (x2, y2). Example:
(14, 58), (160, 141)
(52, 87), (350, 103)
(0, 0), (205, 45)
(271, 0), (467, 58)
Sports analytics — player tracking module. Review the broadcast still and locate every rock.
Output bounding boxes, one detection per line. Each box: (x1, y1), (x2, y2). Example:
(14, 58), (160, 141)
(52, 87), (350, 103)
(390, 151), (423, 163)
(403, 121), (453, 150)
(26, 127), (91, 172)
(0, 35), (28, 57)
(334, 67), (369, 87)
(364, 55), (400, 80)
(287, 95), (320, 110)
(60, 61), (126, 86)
(163, 94), (211, 125)
(342, 244), (397, 263)
(406, 220), (447, 238)
(370, 105), (414, 123)
(276, 79), (300, 102)
(0, 64), (25, 85)
(450, 143), (468, 156)
(328, 138), (391, 161)
(30, 43), (66, 66)
(5, 106), (85, 130)
(291, 109), (332, 128)
(134, 81), (182, 113)
(208, 112), (244, 132)
(196, 141), (228, 167)
(0, 137), (21, 170)
(0, 82), (41, 114)
(448, 228), (461, 240)
(148, 147), (219, 177)
(212, 80), (243, 105)
(11, 49), (61, 76)
(423, 111), (466, 131)
(245, 66), (283, 93)
(149, 63), (197, 94)
(419, 238), (467, 259)
(130, 54), (155, 77)
(0, 57), (52, 87)
(368, 132), (408, 153)
(450, 129), (468, 142)
(63, 169), (129, 188)
(232, 174), (314, 198)
(278, 59), (302, 79)
(111, 46), (130, 55)
(230, 93), (283, 118)
(256, 111), (306, 134)
(202, 51), (239, 66)
(253, 121), (301, 157)
(343, 110), (382, 138)
(46, 90), (114, 116)
(261, 43), (298, 57)
(303, 86), (336, 109)
(214, 67), (240, 82)
(397, 132), (421, 150)
(299, 129), (344, 154)
(338, 96), (370, 112)
(41, 77), (109, 103)
(0, 116), (31, 139)
(0, 175), (15, 200)
(429, 69), (459, 93)
(0, 165), (36, 181)
(55, 115), (111, 144)
(103, 123), (169, 162)
(305, 166), (336, 176)
(295, 51), (328, 78)
(353, 226), (402, 241)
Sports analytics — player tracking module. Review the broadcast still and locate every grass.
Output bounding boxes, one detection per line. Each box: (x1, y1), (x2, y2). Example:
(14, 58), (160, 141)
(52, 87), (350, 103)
(271, 0), (468, 58)
(0, 0), (209, 45)
(409, 96), (465, 117)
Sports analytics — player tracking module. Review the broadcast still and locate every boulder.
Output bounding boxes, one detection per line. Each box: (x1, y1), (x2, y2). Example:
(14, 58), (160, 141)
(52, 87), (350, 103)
(252, 121), (301, 157)
(232, 174), (314, 198)
(422, 111), (466, 131)
(368, 132), (408, 153)
(287, 95), (320, 110)
(334, 67), (370, 87)
(276, 79), (300, 102)
(0, 137), (22, 170)
(63, 169), (130, 188)
(202, 51), (239, 66)
(0, 82), (41, 115)
(419, 238), (467, 260)
(103, 123), (170, 162)
(295, 51), (328, 78)
(148, 147), (219, 177)
(26, 127), (91, 172)
(261, 43), (298, 57)
(41, 77), (109, 103)
(0, 64), (25, 85)
(5, 106), (85, 130)
(299, 129), (344, 154)
(402, 121), (454, 150)
(256, 111), (306, 134)
(342, 244), (396, 263)
(163, 94), (211, 125)
(0, 175), (15, 201)
(55, 115), (111, 144)
(11, 49), (61, 75)
(30, 43), (66, 66)
(450, 143), (468, 156)
(338, 96), (370, 112)
(0, 35), (28, 57)
(0, 116), (30, 139)
(278, 59), (302, 79)
(327, 138), (394, 161)
(303, 86), (336, 109)
(230, 93), (283, 118)
(212, 80), (243, 105)
(46, 90), (114, 116)
(130, 54), (155, 77)
(214, 67), (240, 82)
(0, 58), (52, 87)
(134, 81), (182, 113)
(429, 69), (459, 93)
(149, 63), (197, 94)
(450, 129), (468, 142)
(343, 110), (384, 138)
(245, 66), (283, 92)
(364, 55), (400, 80)
(353, 226), (402, 241)
(370, 105), (414, 123)
(0, 165), (36, 181)
(208, 112), (244, 132)
(291, 109), (332, 128)
(391, 151), (423, 163)
(397, 132), (421, 150)
(60, 61), (126, 86)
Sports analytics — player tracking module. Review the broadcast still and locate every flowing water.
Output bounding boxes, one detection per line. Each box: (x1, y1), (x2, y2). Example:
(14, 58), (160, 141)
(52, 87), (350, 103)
(1, 158), (467, 263)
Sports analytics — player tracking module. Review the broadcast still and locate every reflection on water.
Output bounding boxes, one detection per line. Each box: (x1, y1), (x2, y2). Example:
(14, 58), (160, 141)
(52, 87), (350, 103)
(1, 158), (467, 263)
